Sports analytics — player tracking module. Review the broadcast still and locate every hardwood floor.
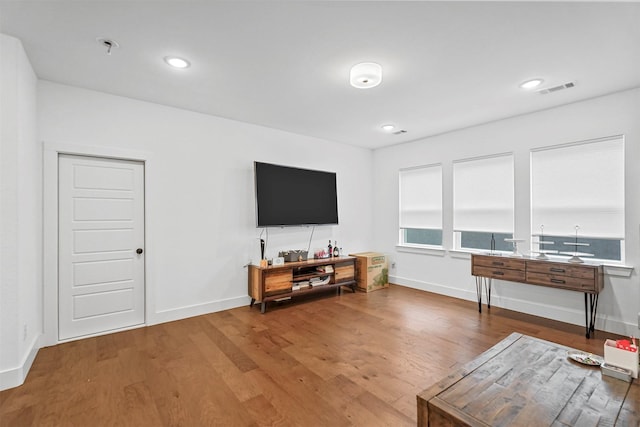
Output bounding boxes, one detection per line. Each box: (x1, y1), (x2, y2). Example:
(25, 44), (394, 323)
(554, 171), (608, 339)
(0, 285), (625, 426)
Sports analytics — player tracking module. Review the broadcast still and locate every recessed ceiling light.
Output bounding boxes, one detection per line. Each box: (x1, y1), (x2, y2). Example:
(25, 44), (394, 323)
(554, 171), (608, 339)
(381, 124), (395, 132)
(519, 78), (544, 90)
(164, 56), (191, 69)
(350, 62), (382, 89)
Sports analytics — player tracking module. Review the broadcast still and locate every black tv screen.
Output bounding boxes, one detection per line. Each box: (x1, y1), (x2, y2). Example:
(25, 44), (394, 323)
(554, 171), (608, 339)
(254, 161), (339, 227)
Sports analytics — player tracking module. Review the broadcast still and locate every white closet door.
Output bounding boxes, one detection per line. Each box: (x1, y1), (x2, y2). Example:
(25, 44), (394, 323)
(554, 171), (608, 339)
(58, 154), (145, 340)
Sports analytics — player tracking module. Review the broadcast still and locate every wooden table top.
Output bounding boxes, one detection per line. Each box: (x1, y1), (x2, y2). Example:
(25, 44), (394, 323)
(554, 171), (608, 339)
(417, 332), (639, 426)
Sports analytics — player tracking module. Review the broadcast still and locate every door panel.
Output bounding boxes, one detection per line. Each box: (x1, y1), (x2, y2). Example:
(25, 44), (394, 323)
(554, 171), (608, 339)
(73, 198), (134, 221)
(73, 288), (135, 319)
(73, 259), (133, 286)
(58, 154), (145, 340)
(73, 229), (133, 253)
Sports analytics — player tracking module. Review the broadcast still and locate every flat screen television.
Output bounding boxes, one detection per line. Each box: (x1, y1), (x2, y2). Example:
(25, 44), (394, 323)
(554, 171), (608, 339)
(254, 161), (339, 227)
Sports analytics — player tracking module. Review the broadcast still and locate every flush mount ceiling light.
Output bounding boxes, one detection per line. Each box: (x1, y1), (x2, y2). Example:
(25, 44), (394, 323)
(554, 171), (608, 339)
(350, 62), (382, 89)
(381, 124), (395, 132)
(164, 56), (191, 69)
(519, 78), (544, 90)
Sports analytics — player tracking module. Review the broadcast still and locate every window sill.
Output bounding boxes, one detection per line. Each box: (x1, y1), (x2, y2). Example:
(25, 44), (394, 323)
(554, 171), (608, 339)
(448, 249), (513, 260)
(396, 244), (446, 257)
(602, 264), (634, 277)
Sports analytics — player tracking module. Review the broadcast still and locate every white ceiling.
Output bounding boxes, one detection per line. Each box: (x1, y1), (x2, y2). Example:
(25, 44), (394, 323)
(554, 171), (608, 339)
(2, 1), (639, 149)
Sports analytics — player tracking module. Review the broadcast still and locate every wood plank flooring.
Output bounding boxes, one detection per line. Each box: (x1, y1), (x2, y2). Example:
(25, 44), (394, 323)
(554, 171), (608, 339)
(0, 284), (626, 426)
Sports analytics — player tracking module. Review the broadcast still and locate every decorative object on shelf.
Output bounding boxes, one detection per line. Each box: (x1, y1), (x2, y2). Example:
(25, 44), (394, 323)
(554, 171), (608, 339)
(309, 276), (331, 286)
(567, 351), (603, 366)
(531, 225), (558, 260)
(490, 233), (496, 255)
(504, 238), (525, 257)
(279, 250), (308, 262)
(560, 225), (593, 263)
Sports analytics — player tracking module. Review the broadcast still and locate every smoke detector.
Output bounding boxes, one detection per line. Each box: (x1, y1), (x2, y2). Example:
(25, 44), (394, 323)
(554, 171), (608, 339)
(96, 37), (119, 55)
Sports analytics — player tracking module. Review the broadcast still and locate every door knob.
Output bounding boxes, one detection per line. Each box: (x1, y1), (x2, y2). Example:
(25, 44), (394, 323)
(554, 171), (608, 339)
(136, 248), (144, 254)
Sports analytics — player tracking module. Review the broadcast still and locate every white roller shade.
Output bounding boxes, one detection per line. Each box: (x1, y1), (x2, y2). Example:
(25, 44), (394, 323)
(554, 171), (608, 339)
(531, 136), (624, 238)
(399, 165), (442, 229)
(453, 154), (514, 233)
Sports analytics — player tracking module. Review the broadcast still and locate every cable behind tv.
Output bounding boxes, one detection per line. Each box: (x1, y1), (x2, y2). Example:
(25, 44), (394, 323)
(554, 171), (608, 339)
(307, 225), (316, 254)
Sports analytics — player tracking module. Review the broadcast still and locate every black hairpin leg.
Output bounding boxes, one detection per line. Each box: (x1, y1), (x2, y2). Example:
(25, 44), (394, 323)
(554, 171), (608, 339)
(475, 277), (491, 313)
(476, 276), (483, 313)
(485, 278), (492, 310)
(584, 293), (599, 338)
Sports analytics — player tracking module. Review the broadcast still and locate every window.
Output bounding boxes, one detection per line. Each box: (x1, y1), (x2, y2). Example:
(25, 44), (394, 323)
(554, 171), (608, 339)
(453, 154), (514, 251)
(531, 136), (624, 262)
(535, 234), (621, 262)
(399, 165), (442, 247)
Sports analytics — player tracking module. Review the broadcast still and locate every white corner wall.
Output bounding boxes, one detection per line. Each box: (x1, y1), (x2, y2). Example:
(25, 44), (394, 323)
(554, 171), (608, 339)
(373, 88), (640, 337)
(0, 34), (42, 390)
(37, 81), (374, 340)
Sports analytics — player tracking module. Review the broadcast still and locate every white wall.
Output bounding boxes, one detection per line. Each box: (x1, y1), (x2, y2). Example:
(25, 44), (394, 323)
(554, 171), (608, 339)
(0, 34), (41, 390)
(5, 33), (637, 391)
(373, 88), (640, 336)
(37, 80), (374, 332)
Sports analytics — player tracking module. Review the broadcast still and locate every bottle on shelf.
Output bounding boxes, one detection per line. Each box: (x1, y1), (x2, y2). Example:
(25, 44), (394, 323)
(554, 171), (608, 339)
(333, 241), (340, 257)
(327, 240), (333, 258)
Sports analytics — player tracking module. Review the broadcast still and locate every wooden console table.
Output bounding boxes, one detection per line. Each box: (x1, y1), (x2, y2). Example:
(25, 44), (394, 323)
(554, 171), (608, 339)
(248, 256), (356, 313)
(471, 254), (603, 338)
(417, 332), (639, 427)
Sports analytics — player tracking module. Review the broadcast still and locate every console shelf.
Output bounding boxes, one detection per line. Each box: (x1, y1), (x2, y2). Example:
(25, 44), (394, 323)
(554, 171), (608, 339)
(471, 254), (604, 338)
(248, 256), (356, 313)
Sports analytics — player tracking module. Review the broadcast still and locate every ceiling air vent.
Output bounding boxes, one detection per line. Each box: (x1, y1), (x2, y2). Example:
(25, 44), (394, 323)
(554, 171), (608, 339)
(537, 82), (575, 95)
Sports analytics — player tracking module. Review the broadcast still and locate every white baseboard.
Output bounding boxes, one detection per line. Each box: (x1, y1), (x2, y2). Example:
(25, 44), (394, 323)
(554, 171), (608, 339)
(390, 275), (635, 337)
(391, 275), (477, 303)
(148, 295), (251, 326)
(0, 334), (41, 391)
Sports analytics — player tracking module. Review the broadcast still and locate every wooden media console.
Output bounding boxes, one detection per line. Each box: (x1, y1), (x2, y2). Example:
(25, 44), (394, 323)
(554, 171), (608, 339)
(248, 256), (356, 313)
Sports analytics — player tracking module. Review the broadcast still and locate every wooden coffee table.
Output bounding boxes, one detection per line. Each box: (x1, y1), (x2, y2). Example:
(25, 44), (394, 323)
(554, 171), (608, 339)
(417, 333), (639, 426)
